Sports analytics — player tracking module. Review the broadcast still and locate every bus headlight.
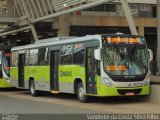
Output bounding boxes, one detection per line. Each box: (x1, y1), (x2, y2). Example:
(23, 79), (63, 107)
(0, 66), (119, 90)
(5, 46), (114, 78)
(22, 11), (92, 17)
(144, 78), (150, 86)
(5, 78), (10, 82)
(102, 77), (114, 87)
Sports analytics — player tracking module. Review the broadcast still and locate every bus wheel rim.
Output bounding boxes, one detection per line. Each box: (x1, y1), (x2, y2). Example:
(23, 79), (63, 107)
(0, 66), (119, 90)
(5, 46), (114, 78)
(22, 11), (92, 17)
(79, 87), (85, 99)
(31, 83), (34, 94)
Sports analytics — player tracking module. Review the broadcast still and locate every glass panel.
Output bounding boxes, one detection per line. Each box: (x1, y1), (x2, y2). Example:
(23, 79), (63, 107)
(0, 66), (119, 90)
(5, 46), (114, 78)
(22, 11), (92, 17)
(29, 49), (38, 65)
(38, 48), (49, 65)
(3, 52), (11, 76)
(73, 43), (84, 65)
(25, 50), (29, 66)
(61, 44), (73, 65)
(11, 52), (18, 67)
(139, 4), (150, 17)
(103, 45), (148, 76)
(0, 51), (2, 78)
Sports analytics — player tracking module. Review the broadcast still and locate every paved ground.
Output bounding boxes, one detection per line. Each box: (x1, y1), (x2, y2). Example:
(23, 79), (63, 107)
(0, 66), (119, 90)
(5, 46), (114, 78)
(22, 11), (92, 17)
(0, 89), (160, 114)
(150, 75), (160, 83)
(0, 89), (96, 114)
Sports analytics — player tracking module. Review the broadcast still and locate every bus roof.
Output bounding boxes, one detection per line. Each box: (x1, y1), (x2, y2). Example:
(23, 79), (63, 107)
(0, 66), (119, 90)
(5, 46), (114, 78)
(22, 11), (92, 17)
(12, 35), (101, 51)
(11, 34), (144, 51)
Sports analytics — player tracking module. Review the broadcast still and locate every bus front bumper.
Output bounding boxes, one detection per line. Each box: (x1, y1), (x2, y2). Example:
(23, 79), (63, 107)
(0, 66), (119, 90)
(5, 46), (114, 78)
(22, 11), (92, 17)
(96, 84), (150, 97)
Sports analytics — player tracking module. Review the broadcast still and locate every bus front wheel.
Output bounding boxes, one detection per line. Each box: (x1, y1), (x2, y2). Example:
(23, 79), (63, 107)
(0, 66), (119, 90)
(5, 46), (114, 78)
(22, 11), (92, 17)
(30, 80), (37, 97)
(77, 82), (88, 103)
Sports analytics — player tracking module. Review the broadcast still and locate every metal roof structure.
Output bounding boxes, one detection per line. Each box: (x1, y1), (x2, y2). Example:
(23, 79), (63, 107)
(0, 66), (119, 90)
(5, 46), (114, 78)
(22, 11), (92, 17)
(0, 0), (139, 39)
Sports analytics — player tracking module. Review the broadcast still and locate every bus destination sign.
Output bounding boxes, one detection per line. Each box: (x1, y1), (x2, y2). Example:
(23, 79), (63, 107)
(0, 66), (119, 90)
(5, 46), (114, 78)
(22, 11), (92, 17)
(107, 37), (140, 44)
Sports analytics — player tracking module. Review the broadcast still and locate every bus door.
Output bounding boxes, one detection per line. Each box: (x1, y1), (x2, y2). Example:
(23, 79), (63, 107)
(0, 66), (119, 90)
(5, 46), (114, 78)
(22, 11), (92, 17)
(50, 50), (59, 91)
(86, 48), (97, 94)
(18, 54), (25, 87)
(0, 51), (3, 79)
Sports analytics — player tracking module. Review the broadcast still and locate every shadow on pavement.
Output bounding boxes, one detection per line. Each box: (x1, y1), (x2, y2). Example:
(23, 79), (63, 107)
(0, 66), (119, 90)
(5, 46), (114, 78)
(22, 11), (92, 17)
(0, 87), (27, 92)
(0, 88), (148, 105)
(19, 90), (145, 105)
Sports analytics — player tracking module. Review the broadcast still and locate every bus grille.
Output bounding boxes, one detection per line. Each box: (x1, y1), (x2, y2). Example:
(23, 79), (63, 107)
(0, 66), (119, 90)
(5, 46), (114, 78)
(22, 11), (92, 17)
(117, 89), (142, 95)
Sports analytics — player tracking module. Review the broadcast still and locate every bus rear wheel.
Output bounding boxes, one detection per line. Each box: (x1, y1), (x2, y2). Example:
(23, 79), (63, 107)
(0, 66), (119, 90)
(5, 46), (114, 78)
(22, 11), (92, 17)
(77, 82), (88, 103)
(29, 80), (37, 97)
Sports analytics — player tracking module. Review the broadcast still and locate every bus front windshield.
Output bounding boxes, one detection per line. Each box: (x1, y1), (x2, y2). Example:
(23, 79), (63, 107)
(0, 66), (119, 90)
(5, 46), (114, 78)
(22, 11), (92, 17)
(103, 45), (148, 76)
(2, 53), (10, 77)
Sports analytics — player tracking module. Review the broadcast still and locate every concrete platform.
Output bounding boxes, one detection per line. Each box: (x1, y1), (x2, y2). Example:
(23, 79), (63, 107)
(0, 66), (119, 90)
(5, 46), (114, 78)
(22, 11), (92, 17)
(149, 75), (160, 103)
(150, 75), (160, 84)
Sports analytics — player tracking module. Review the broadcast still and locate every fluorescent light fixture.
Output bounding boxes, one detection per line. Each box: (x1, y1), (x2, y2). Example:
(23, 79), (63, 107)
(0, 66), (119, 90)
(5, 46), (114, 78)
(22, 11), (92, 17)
(38, 36), (43, 38)
(48, 33), (55, 36)
(16, 40), (21, 42)
(24, 30), (30, 32)
(12, 33), (17, 35)
(2, 36), (7, 38)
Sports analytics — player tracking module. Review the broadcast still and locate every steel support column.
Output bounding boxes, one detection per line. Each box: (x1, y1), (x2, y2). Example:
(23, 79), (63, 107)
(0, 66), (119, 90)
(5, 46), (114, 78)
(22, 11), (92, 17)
(57, 14), (70, 36)
(21, 0), (39, 41)
(30, 24), (39, 41)
(0, 26), (31, 37)
(121, 0), (138, 35)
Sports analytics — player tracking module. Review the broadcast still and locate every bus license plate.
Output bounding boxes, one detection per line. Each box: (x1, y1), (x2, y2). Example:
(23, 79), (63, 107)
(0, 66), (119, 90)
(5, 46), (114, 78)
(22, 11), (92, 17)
(132, 82), (143, 87)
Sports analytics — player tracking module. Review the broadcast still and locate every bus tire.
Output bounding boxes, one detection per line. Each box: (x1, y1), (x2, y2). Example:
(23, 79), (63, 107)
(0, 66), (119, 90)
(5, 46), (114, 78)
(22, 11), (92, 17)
(29, 80), (38, 97)
(77, 82), (88, 103)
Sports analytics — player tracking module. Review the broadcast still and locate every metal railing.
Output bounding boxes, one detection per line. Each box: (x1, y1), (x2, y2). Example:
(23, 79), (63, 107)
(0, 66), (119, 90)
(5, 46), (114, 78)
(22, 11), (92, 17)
(0, 0), (157, 21)
(82, 3), (157, 18)
(13, 0), (96, 20)
(0, 0), (114, 40)
(52, 0), (88, 11)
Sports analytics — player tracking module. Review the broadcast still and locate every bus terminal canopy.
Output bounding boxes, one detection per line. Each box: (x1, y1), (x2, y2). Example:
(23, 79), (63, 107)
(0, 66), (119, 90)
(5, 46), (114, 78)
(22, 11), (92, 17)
(32, 0), (114, 23)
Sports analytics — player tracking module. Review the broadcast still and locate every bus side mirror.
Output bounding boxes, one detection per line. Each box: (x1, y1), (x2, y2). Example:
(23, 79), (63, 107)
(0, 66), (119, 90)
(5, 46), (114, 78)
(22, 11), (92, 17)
(94, 49), (101, 61)
(148, 49), (153, 62)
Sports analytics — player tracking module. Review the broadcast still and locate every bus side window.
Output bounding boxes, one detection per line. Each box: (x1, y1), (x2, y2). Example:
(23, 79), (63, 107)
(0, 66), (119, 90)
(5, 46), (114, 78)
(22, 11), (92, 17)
(29, 49), (38, 66)
(25, 50), (29, 66)
(87, 49), (92, 73)
(0, 53), (2, 78)
(73, 43), (85, 65)
(87, 48), (97, 78)
(0, 64), (2, 78)
(38, 48), (49, 65)
(11, 52), (18, 67)
(61, 44), (73, 65)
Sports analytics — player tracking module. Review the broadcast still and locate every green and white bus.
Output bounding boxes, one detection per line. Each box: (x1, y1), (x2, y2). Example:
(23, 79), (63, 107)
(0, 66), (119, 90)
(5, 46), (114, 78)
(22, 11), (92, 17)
(0, 46), (13, 88)
(10, 34), (152, 102)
